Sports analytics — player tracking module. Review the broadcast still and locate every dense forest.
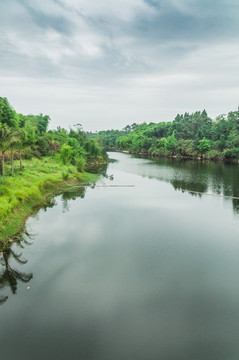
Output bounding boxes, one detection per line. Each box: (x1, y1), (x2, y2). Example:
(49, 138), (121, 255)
(89, 109), (239, 161)
(0, 97), (107, 179)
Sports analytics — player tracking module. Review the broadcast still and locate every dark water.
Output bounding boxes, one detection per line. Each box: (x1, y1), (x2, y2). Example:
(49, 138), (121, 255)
(1, 152), (239, 360)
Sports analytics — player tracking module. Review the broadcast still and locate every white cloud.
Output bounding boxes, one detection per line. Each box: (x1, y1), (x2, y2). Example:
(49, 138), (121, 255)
(0, 0), (239, 130)
(59, 0), (154, 20)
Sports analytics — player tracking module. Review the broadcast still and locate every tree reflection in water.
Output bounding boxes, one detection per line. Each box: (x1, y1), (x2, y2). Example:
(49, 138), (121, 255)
(61, 163), (109, 212)
(164, 160), (239, 214)
(61, 185), (86, 213)
(0, 163), (109, 305)
(0, 230), (33, 305)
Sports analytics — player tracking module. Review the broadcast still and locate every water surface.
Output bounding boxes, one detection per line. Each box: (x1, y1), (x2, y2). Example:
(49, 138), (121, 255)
(1, 153), (239, 360)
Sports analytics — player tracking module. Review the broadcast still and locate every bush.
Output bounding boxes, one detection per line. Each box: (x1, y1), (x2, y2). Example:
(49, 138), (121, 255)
(62, 171), (70, 180)
(165, 132), (178, 152)
(60, 144), (73, 165)
(0, 185), (10, 196)
(206, 150), (222, 160)
(198, 137), (210, 154)
(76, 157), (86, 172)
(156, 137), (167, 149)
(23, 150), (33, 160)
(223, 148), (239, 160)
(178, 139), (195, 156)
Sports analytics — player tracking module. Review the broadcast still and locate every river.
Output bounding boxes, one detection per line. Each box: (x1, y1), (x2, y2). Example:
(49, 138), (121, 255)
(1, 152), (239, 360)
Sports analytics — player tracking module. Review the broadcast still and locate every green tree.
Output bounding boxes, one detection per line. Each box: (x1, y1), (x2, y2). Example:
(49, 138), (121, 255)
(0, 125), (15, 178)
(156, 137), (167, 149)
(16, 121), (36, 170)
(60, 144), (73, 164)
(198, 137), (210, 154)
(9, 131), (20, 175)
(0, 97), (18, 128)
(35, 114), (50, 135)
(165, 131), (178, 153)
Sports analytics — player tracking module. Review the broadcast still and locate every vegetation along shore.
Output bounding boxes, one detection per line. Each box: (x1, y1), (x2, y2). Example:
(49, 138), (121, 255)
(89, 109), (239, 162)
(2, 96), (239, 245)
(0, 97), (107, 246)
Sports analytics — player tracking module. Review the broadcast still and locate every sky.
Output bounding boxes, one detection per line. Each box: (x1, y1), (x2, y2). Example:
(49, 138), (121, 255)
(1, 0), (239, 132)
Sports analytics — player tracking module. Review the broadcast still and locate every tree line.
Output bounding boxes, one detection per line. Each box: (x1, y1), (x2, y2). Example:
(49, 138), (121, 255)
(91, 109), (239, 161)
(0, 97), (107, 179)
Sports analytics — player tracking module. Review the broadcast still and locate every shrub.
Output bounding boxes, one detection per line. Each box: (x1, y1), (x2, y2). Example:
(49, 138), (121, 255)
(198, 137), (210, 154)
(60, 144), (73, 165)
(62, 171), (70, 180)
(207, 150), (222, 160)
(76, 157), (86, 172)
(23, 150), (33, 160)
(223, 148), (239, 160)
(0, 185), (10, 196)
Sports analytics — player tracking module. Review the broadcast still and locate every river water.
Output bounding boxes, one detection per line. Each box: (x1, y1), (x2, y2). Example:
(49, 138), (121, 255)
(1, 152), (239, 360)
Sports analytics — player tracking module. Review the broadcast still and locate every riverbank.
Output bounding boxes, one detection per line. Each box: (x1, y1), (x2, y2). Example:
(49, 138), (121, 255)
(0, 157), (103, 247)
(116, 149), (239, 163)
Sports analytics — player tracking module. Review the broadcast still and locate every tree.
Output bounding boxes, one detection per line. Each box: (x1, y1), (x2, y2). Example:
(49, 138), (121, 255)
(15, 121), (36, 171)
(156, 137), (167, 149)
(0, 245), (32, 296)
(60, 144), (73, 164)
(35, 114), (50, 135)
(165, 131), (178, 153)
(0, 97), (18, 128)
(198, 137), (210, 154)
(9, 132), (19, 175)
(0, 125), (15, 178)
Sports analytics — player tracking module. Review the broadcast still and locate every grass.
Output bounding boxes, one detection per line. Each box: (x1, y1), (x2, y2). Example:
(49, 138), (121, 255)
(0, 157), (98, 245)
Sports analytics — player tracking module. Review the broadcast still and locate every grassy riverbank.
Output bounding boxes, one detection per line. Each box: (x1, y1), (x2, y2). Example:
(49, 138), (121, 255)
(0, 157), (99, 246)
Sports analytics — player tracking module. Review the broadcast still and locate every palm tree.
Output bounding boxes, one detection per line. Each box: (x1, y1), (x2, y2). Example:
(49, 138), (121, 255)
(0, 246), (33, 295)
(0, 295), (8, 305)
(9, 131), (20, 175)
(0, 124), (16, 179)
(47, 133), (60, 156)
(14, 130), (26, 172)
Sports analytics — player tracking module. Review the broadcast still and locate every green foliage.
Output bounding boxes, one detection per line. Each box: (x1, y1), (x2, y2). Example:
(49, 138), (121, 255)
(156, 137), (167, 148)
(198, 137), (210, 154)
(0, 97), (107, 241)
(206, 150), (222, 160)
(165, 131), (178, 152)
(0, 97), (18, 128)
(84, 140), (101, 156)
(0, 156), (98, 240)
(0, 185), (10, 196)
(62, 170), (70, 180)
(36, 114), (50, 135)
(60, 144), (73, 165)
(227, 131), (239, 148)
(88, 129), (128, 149)
(76, 157), (86, 172)
(67, 137), (79, 150)
(112, 109), (239, 161)
(223, 148), (239, 160)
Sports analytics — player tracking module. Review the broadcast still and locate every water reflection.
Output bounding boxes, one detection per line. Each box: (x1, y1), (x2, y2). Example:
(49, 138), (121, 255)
(0, 294), (8, 305)
(0, 182), (95, 305)
(60, 164), (110, 212)
(61, 186), (86, 212)
(0, 232), (33, 304)
(166, 160), (239, 212)
(1, 153), (239, 360)
(0, 163), (109, 306)
(84, 163), (108, 175)
(127, 155), (239, 213)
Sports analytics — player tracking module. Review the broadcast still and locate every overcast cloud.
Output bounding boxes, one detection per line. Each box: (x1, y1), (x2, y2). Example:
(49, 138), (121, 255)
(0, 0), (239, 131)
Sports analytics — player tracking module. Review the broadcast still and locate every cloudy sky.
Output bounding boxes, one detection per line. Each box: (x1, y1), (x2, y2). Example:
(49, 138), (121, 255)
(1, 0), (239, 131)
